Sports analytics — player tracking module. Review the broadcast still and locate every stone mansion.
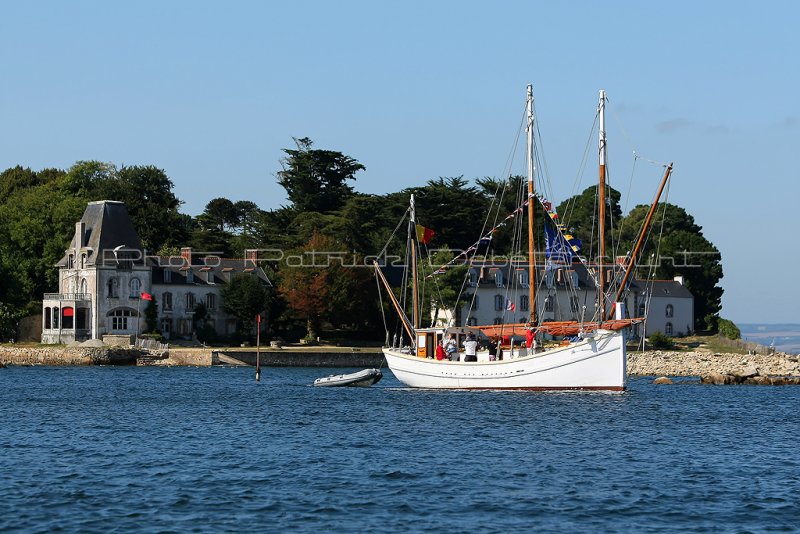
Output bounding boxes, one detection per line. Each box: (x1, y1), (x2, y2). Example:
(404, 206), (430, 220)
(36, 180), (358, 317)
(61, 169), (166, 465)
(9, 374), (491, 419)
(41, 200), (271, 344)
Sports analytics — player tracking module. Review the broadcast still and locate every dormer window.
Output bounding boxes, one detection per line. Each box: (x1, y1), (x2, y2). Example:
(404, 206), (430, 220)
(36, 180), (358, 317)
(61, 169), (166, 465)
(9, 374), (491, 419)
(68, 254), (75, 269)
(163, 269), (172, 283)
(186, 270), (194, 284)
(467, 269), (477, 287)
(518, 271), (529, 288)
(494, 270), (504, 288)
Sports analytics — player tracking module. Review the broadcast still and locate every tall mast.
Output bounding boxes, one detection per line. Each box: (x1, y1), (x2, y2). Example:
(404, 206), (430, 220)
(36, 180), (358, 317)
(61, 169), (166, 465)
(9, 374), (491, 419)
(526, 84), (537, 324)
(410, 194), (420, 330)
(598, 90), (607, 322)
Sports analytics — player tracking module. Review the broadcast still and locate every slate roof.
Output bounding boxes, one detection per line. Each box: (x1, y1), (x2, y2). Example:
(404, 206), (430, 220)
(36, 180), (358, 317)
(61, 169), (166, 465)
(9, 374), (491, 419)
(58, 200), (144, 267)
(150, 256), (272, 286)
(646, 280), (694, 299)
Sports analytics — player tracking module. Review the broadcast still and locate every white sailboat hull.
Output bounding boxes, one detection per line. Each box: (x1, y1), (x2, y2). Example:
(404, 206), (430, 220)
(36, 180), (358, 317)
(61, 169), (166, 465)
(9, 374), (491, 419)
(383, 329), (627, 391)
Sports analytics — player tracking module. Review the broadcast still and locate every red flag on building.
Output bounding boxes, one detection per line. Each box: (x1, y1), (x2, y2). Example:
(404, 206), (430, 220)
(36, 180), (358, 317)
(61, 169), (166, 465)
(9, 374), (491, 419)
(415, 224), (436, 245)
(140, 292), (153, 301)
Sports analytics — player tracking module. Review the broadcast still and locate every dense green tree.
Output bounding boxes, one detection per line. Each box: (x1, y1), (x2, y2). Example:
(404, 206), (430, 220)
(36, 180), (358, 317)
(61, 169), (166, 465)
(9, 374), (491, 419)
(399, 176), (492, 252)
(220, 273), (270, 337)
(144, 298), (159, 333)
(198, 198), (239, 233)
(277, 137), (365, 213)
(619, 203), (723, 331)
(0, 181), (85, 308)
(555, 184), (623, 261)
(278, 232), (375, 340)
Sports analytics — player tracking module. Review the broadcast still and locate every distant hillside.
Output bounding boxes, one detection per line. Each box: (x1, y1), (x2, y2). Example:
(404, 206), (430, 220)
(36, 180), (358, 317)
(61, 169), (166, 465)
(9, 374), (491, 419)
(739, 324), (800, 355)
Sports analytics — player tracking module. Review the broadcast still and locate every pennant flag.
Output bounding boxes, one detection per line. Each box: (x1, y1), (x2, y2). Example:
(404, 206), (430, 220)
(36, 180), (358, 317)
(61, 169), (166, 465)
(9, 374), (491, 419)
(416, 224), (436, 245)
(140, 292), (153, 301)
(544, 221), (581, 263)
(505, 298), (516, 312)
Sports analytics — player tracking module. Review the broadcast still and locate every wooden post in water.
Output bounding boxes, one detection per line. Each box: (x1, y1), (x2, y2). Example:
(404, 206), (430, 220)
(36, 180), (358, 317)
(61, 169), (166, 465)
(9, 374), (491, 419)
(255, 314), (261, 382)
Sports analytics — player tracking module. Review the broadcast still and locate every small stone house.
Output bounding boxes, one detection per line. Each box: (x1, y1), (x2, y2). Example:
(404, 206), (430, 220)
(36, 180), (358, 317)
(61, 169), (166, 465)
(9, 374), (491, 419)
(41, 200), (271, 344)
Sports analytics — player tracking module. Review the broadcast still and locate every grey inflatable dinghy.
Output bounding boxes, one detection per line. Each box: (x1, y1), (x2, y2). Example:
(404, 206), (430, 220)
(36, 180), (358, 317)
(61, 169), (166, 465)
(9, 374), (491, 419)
(313, 368), (383, 387)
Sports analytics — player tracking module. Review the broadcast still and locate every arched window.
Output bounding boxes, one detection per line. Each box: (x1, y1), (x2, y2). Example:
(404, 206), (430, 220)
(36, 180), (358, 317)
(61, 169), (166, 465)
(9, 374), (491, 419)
(665, 322), (673, 335)
(80, 278), (88, 296)
(68, 254), (74, 269)
(44, 307), (52, 329)
(494, 295), (504, 311)
(130, 278), (141, 298)
(666, 304), (674, 318)
(163, 292), (173, 311)
(108, 308), (135, 331)
(53, 307), (59, 329)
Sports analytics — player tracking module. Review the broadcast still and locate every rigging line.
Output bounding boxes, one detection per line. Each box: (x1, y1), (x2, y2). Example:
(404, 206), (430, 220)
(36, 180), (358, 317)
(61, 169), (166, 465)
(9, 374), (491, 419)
(562, 111), (599, 226)
(456, 103), (527, 313)
(374, 269), (390, 345)
(632, 151), (670, 168)
(376, 206), (411, 260)
(613, 154), (638, 261)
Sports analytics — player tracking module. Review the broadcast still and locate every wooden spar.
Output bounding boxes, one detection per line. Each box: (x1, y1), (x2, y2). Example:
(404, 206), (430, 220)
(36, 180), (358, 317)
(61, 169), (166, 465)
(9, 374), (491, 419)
(373, 260), (416, 342)
(598, 90), (607, 323)
(609, 163), (673, 320)
(410, 194), (420, 329)
(526, 84), (537, 324)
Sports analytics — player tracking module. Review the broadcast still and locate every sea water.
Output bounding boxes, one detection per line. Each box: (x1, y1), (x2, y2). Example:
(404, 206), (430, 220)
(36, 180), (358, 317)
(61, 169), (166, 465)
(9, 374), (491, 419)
(1, 366), (799, 533)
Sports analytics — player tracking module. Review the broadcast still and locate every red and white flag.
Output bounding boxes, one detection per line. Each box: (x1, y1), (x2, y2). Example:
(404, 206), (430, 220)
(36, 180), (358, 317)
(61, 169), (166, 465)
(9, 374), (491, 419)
(140, 292), (153, 301)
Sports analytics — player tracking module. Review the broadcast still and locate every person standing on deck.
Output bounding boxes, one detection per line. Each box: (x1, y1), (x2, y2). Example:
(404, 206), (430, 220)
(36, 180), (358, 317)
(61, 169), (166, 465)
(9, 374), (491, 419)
(525, 324), (534, 349)
(463, 333), (478, 362)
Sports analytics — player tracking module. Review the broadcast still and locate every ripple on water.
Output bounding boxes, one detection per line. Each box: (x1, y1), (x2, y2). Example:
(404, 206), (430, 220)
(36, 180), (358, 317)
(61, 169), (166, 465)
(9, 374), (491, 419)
(1, 367), (800, 532)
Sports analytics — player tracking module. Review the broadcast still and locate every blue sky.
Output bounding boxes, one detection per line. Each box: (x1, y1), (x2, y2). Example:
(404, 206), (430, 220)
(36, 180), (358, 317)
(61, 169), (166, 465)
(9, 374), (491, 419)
(1, 1), (798, 324)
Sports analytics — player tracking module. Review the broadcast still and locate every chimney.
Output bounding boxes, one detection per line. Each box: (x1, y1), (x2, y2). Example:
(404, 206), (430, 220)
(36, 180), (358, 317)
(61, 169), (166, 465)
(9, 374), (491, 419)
(75, 222), (86, 249)
(181, 247), (192, 266)
(673, 275), (684, 286)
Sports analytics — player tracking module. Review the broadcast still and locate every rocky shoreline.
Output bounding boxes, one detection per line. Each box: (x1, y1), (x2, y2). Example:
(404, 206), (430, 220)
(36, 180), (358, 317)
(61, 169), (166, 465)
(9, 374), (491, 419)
(629, 350), (800, 384)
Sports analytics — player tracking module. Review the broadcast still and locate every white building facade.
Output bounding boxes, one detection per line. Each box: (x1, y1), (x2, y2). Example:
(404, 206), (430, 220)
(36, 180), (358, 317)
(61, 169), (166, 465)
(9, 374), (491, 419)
(42, 201), (270, 344)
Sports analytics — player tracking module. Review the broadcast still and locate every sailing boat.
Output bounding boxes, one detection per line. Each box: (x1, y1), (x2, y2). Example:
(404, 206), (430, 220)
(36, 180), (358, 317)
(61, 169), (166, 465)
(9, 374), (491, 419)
(374, 86), (672, 391)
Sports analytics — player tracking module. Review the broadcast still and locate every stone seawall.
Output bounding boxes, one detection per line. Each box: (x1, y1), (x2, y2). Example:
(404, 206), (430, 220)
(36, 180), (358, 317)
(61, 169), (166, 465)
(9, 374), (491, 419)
(628, 350), (800, 377)
(0, 346), (142, 366)
(5, 346), (798, 377)
(211, 349), (384, 367)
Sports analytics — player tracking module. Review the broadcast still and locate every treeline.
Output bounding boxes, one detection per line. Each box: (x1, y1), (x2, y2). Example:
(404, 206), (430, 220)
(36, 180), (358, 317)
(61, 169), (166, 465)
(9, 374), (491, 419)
(0, 137), (724, 341)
